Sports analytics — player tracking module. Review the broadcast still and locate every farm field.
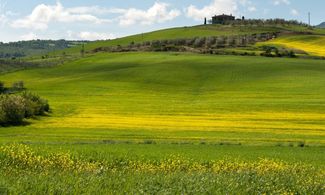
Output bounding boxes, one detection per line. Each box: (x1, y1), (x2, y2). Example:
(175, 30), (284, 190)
(1, 53), (325, 145)
(1, 52), (325, 193)
(261, 35), (325, 56)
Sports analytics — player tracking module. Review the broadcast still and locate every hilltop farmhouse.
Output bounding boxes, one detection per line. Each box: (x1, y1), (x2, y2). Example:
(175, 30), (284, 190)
(212, 14), (235, 24)
(206, 14), (245, 25)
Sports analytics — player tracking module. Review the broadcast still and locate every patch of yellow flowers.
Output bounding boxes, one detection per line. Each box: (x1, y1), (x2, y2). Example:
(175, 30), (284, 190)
(121, 155), (320, 176)
(1, 144), (324, 182)
(0, 144), (102, 173)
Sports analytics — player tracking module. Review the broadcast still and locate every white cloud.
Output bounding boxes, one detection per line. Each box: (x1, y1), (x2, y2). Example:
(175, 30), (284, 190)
(239, 0), (257, 12)
(67, 31), (116, 41)
(0, 14), (7, 25)
(0, 0), (8, 26)
(66, 6), (125, 15)
(11, 2), (111, 30)
(291, 9), (299, 16)
(20, 32), (37, 40)
(273, 0), (290, 6)
(186, 0), (238, 21)
(10, 2), (180, 30)
(118, 2), (180, 26)
(248, 6), (257, 12)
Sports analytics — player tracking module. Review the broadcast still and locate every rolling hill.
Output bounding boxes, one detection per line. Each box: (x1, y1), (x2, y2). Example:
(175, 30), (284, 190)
(57, 24), (324, 55)
(317, 22), (325, 28)
(1, 52), (325, 145)
(1, 23), (325, 194)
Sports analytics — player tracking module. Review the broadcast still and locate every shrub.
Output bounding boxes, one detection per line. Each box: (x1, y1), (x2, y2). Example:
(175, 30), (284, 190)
(0, 81), (4, 93)
(205, 37), (216, 48)
(174, 38), (186, 46)
(0, 94), (26, 125)
(0, 91), (50, 125)
(288, 50), (296, 58)
(12, 81), (25, 91)
(193, 37), (206, 48)
(22, 92), (50, 117)
(185, 38), (195, 46)
(216, 37), (226, 48)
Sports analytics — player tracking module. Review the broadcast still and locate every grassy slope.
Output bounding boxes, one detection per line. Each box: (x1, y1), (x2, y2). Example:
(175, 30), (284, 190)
(1, 52), (325, 145)
(58, 24), (320, 55)
(260, 35), (325, 56)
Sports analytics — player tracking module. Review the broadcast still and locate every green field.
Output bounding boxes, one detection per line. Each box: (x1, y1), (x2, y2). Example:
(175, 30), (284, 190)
(1, 42), (325, 192)
(1, 52), (325, 145)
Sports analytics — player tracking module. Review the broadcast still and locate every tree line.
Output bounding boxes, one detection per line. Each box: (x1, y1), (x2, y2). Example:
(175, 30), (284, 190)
(0, 40), (89, 59)
(218, 19), (309, 27)
(92, 32), (278, 53)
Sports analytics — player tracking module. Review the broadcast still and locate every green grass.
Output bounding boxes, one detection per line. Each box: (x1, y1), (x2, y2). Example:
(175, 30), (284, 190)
(1, 52), (325, 145)
(0, 143), (324, 194)
(1, 52), (325, 193)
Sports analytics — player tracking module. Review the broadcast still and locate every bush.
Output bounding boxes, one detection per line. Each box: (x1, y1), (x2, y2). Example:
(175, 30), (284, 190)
(193, 37), (206, 48)
(205, 37), (216, 48)
(0, 81), (4, 93)
(0, 91), (50, 126)
(22, 91), (50, 117)
(0, 94), (26, 125)
(288, 50), (296, 58)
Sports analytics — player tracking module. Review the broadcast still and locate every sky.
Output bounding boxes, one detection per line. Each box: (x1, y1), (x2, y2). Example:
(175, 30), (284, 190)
(0, 0), (324, 42)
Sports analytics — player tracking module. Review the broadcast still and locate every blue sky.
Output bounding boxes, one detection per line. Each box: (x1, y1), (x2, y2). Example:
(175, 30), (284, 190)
(0, 0), (324, 42)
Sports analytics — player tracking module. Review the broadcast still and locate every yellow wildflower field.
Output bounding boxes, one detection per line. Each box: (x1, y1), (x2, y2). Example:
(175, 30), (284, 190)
(263, 35), (325, 56)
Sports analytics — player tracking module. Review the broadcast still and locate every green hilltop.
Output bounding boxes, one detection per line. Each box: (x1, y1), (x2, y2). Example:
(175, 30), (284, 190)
(57, 24), (325, 55)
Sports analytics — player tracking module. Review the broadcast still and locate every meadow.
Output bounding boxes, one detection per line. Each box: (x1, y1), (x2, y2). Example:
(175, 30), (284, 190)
(1, 52), (325, 193)
(1, 53), (325, 144)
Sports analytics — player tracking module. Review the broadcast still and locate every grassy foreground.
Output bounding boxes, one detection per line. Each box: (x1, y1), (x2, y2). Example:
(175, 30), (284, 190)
(1, 52), (325, 193)
(0, 143), (324, 194)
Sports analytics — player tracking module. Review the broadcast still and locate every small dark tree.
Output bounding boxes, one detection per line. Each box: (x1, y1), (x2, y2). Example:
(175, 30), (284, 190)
(80, 44), (85, 57)
(288, 50), (296, 58)
(0, 81), (4, 93)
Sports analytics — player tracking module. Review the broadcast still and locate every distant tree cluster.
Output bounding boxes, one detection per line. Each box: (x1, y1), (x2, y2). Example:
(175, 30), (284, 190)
(222, 19), (308, 27)
(0, 52), (25, 59)
(0, 81), (50, 126)
(0, 40), (89, 59)
(0, 58), (60, 74)
(260, 46), (296, 58)
(92, 32), (277, 54)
